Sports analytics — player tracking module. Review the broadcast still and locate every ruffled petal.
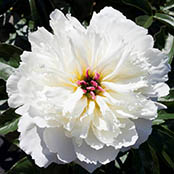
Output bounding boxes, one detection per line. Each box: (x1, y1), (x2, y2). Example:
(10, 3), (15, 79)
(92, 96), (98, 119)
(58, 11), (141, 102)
(131, 118), (152, 148)
(43, 127), (76, 163)
(75, 159), (101, 173)
(74, 141), (119, 165)
(18, 115), (61, 167)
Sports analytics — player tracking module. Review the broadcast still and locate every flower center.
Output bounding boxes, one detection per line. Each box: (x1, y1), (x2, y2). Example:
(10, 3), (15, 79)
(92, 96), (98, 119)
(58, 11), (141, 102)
(77, 68), (105, 100)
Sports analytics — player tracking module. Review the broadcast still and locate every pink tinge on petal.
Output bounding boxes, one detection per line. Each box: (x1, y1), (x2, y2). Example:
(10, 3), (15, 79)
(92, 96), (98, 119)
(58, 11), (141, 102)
(97, 86), (105, 92)
(85, 67), (90, 79)
(90, 80), (98, 87)
(90, 91), (96, 100)
(86, 86), (96, 91)
(94, 72), (100, 80)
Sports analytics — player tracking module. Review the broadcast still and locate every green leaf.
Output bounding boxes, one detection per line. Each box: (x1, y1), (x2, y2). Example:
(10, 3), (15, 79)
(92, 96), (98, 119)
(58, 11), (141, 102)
(152, 119), (165, 125)
(0, 44), (23, 68)
(160, 125), (174, 138)
(7, 157), (39, 174)
(148, 144), (160, 174)
(154, 13), (174, 28)
(154, 26), (168, 50)
(0, 108), (20, 135)
(161, 0), (174, 11)
(122, 0), (152, 15)
(135, 15), (153, 28)
(161, 151), (174, 169)
(0, 117), (19, 135)
(115, 152), (129, 169)
(0, 62), (15, 81)
(29, 0), (40, 29)
(0, 108), (19, 125)
(149, 125), (174, 170)
(157, 112), (174, 120)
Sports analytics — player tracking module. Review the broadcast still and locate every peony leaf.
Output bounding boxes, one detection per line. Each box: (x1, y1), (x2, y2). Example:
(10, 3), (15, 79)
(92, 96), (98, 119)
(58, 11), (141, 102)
(0, 108), (20, 135)
(157, 112), (174, 120)
(160, 0), (174, 11)
(122, 0), (152, 14)
(0, 62), (15, 81)
(0, 108), (19, 125)
(0, 44), (23, 68)
(135, 15), (153, 28)
(154, 13), (174, 28)
(41, 163), (74, 174)
(29, 0), (40, 29)
(154, 26), (168, 50)
(152, 119), (165, 125)
(7, 157), (39, 174)
(149, 125), (174, 171)
(148, 144), (160, 174)
(0, 117), (19, 135)
(161, 151), (174, 170)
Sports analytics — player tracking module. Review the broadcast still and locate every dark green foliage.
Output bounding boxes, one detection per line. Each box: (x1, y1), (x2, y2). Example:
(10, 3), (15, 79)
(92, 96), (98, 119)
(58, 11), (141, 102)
(0, 0), (174, 173)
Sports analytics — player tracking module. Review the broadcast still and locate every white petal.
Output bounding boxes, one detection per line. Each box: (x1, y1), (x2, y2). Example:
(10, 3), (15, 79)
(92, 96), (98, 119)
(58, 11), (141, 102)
(29, 27), (53, 51)
(112, 119), (138, 149)
(89, 7), (126, 34)
(7, 72), (21, 95)
(63, 87), (84, 116)
(131, 119), (152, 148)
(140, 99), (158, 119)
(85, 127), (104, 150)
(92, 125), (119, 145)
(153, 83), (170, 97)
(155, 102), (167, 110)
(71, 114), (91, 139)
(43, 127), (76, 163)
(88, 100), (95, 115)
(74, 141), (119, 165)
(7, 72), (23, 108)
(18, 115), (60, 167)
(70, 96), (87, 118)
(49, 9), (67, 36)
(8, 93), (23, 108)
(75, 159), (101, 173)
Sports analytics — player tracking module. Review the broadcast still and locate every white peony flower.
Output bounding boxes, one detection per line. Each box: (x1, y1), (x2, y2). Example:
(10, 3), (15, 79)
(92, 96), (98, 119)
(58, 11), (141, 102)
(7, 7), (170, 173)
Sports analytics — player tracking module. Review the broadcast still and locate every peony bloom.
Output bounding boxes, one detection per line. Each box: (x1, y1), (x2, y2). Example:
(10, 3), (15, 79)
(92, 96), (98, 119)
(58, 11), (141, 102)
(7, 7), (170, 173)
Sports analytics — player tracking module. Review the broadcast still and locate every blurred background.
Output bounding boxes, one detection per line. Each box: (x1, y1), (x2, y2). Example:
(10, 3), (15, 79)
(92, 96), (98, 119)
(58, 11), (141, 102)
(0, 0), (174, 173)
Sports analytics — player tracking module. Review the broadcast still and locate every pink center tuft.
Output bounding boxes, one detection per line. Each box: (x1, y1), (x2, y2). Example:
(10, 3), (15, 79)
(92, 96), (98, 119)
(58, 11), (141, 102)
(77, 68), (105, 100)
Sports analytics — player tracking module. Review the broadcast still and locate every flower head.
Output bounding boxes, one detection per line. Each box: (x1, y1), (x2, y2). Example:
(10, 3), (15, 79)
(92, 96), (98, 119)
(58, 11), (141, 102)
(7, 7), (170, 172)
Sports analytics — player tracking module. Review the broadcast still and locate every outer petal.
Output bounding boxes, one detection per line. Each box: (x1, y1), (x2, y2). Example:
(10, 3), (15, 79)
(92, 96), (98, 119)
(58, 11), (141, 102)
(28, 27), (54, 51)
(75, 159), (102, 173)
(89, 7), (126, 34)
(131, 118), (152, 148)
(18, 115), (61, 167)
(43, 127), (76, 163)
(7, 72), (23, 108)
(74, 141), (119, 165)
(111, 119), (138, 149)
